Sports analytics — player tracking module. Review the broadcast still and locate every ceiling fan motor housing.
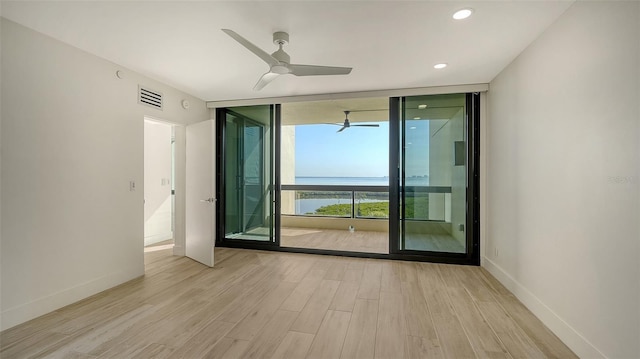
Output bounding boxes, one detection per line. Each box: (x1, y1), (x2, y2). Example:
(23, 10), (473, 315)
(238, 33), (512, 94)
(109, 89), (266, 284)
(271, 32), (291, 64)
(273, 31), (289, 45)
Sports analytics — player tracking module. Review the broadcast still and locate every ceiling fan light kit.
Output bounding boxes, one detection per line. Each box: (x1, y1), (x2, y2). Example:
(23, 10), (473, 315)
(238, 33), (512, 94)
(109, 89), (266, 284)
(222, 29), (353, 91)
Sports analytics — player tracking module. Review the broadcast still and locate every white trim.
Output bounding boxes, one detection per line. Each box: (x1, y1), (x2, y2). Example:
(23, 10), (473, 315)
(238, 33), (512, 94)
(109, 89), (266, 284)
(482, 256), (607, 359)
(0, 268), (142, 331)
(172, 244), (185, 256)
(144, 232), (173, 246)
(206, 83), (489, 108)
(172, 125), (187, 257)
(479, 92), (489, 262)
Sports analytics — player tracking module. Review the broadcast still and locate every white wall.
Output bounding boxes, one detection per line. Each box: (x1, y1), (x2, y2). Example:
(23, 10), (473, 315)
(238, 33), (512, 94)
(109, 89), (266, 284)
(144, 120), (173, 246)
(485, 2), (639, 358)
(0, 18), (208, 330)
(280, 125), (296, 215)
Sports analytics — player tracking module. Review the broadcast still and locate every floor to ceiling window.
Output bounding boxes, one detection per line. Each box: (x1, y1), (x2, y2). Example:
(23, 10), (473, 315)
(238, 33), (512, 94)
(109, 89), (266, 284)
(216, 93), (479, 265)
(389, 93), (479, 263)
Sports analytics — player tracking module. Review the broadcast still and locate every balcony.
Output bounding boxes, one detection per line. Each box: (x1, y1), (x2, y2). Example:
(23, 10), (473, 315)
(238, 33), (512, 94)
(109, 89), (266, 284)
(280, 184), (461, 254)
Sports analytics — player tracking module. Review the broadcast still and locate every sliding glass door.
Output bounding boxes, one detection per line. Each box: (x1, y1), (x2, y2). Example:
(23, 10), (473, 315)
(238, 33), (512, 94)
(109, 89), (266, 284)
(390, 93), (479, 263)
(217, 105), (278, 244)
(216, 95), (479, 264)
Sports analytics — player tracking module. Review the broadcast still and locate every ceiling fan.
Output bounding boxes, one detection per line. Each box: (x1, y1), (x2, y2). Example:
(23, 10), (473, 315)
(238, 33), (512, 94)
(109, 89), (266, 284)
(329, 111), (380, 133)
(222, 29), (352, 91)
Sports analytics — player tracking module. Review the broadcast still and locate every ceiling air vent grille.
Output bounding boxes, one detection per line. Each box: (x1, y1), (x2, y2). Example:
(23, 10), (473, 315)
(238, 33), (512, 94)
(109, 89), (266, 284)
(138, 86), (163, 110)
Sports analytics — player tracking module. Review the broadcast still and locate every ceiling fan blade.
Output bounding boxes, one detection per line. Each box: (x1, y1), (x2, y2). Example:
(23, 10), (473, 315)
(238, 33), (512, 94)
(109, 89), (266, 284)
(254, 72), (279, 91)
(337, 126), (347, 133)
(222, 29), (279, 67)
(289, 64), (352, 76)
(352, 124), (380, 127)
(325, 123), (343, 126)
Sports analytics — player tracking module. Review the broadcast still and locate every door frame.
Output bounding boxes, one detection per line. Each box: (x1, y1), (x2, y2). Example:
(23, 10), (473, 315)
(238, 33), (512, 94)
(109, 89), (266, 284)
(215, 105), (281, 249)
(143, 116), (186, 257)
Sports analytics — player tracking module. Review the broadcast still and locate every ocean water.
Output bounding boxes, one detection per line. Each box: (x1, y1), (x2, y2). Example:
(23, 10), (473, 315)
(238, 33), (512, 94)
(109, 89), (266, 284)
(288, 176), (427, 215)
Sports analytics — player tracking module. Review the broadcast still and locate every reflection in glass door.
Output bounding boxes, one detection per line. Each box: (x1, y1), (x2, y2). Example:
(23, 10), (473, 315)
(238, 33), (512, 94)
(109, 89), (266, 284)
(395, 93), (474, 255)
(220, 105), (275, 242)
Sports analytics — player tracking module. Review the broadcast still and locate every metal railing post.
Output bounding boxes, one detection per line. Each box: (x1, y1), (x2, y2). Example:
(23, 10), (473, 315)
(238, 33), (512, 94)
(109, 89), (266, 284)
(351, 190), (355, 218)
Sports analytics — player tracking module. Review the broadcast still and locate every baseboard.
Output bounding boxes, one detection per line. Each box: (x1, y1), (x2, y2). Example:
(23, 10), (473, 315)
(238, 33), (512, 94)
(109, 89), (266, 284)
(482, 256), (607, 359)
(172, 244), (185, 256)
(144, 232), (173, 246)
(0, 266), (142, 331)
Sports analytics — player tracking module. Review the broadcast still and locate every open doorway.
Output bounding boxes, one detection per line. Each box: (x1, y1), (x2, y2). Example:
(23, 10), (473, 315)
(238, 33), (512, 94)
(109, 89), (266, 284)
(144, 118), (175, 253)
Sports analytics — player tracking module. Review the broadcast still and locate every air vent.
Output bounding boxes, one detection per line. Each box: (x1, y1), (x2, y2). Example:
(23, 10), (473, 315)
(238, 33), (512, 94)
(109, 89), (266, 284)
(138, 86), (163, 110)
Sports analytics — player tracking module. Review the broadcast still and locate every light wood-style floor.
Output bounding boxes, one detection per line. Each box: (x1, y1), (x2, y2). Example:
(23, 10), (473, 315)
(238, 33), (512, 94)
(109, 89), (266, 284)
(280, 227), (389, 254)
(1, 247), (577, 359)
(280, 227), (465, 254)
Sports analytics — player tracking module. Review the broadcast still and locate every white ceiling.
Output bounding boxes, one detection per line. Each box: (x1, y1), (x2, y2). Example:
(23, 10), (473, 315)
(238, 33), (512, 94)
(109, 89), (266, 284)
(1, 1), (573, 102)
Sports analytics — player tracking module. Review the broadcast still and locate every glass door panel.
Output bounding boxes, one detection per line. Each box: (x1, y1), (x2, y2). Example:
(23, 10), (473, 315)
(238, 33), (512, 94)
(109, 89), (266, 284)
(223, 105), (274, 242)
(400, 94), (467, 253)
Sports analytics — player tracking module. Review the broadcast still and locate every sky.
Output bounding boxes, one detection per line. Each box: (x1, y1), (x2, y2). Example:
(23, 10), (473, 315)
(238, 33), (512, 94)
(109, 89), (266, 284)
(294, 122), (389, 177)
(293, 120), (432, 178)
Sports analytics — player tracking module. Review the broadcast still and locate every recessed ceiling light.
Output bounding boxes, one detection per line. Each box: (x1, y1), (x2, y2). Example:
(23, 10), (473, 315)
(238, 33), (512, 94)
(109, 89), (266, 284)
(418, 104), (427, 109)
(413, 117), (421, 120)
(410, 126), (417, 130)
(434, 63), (447, 69)
(453, 8), (473, 20)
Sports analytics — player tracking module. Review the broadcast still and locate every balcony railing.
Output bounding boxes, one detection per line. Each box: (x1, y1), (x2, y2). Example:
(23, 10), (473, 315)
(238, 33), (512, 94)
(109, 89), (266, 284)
(280, 184), (452, 221)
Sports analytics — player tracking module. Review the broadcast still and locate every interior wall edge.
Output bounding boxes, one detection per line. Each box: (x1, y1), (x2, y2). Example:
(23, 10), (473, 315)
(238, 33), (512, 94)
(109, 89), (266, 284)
(482, 256), (606, 359)
(0, 268), (142, 331)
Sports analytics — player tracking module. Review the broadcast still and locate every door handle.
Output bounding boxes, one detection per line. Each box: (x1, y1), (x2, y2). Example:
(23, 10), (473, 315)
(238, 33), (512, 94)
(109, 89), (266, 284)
(200, 197), (216, 203)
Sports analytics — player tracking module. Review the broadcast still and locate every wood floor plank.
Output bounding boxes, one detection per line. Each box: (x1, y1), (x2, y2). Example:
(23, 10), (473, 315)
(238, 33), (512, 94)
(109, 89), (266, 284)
(440, 264), (496, 302)
(405, 335), (445, 359)
(329, 281), (360, 312)
(477, 301), (547, 359)
(170, 320), (235, 358)
(324, 260), (348, 281)
(357, 260), (382, 300)
(270, 331), (315, 359)
(39, 304), (157, 357)
(215, 270), (283, 323)
(375, 291), (406, 359)
(236, 309), (299, 359)
(401, 281), (443, 355)
(341, 299), (378, 359)
(306, 310), (351, 359)
(204, 337), (250, 359)
(290, 279), (340, 334)
(280, 269), (327, 312)
(282, 256), (317, 283)
(59, 351), (99, 359)
(380, 260), (403, 293)
(0, 331), (69, 359)
(343, 260), (365, 283)
(226, 280), (297, 341)
(417, 263), (477, 359)
(130, 343), (174, 359)
(445, 286), (510, 358)
(490, 292), (578, 359)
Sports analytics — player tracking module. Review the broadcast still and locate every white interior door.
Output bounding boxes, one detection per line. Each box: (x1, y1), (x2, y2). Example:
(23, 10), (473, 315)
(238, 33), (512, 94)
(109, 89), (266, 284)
(186, 119), (215, 267)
